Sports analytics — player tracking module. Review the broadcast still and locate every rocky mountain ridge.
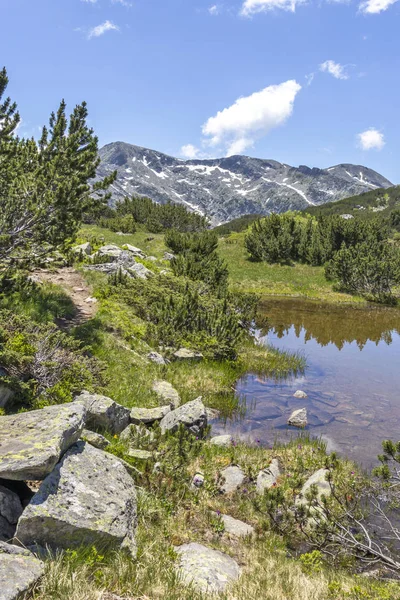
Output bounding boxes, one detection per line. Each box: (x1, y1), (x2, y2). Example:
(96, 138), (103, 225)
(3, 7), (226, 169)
(98, 141), (393, 224)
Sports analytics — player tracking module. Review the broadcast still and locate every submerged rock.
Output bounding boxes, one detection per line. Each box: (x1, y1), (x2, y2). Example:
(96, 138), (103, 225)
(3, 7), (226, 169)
(75, 391), (130, 435)
(0, 403), (86, 481)
(160, 397), (207, 435)
(218, 466), (246, 495)
(293, 390), (308, 399)
(16, 442), (137, 556)
(288, 408), (308, 428)
(175, 542), (240, 593)
(152, 380), (180, 408)
(256, 458), (280, 495)
(0, 541), (44, 600)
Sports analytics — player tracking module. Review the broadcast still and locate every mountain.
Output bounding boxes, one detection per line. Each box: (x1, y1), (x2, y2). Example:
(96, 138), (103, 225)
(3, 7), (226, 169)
(98, 142), (393, 225)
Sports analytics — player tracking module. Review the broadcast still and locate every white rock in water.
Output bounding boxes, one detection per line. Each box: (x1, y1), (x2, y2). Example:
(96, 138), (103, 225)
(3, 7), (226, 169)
(288, 408), (308, 428)
(293, 390), (308, 399)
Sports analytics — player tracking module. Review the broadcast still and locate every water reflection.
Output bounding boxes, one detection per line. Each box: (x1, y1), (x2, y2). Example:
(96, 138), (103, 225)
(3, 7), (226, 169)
(213, 298), (400, 467)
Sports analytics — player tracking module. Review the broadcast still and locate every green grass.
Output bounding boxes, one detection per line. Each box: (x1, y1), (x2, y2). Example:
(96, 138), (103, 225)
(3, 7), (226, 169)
(219, 232), (366, 304)
(77, 224), (167, 258)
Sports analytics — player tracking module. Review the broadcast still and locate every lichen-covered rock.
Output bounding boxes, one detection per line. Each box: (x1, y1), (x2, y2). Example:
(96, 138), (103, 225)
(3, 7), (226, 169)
(256, 458), (280, 495)
(75, 391), (130, 434)
(218, 466), (246, 494)
(147, 351), (166, 365)
(173, 348), (203, 361)
(130, 405), (171, 425)
(0, 485), (23, 542)
(175, 542), (240, 593)
(16, 442), (137, 556)
(0, 541), (44, 600)
(125, 262), (153, 280)
(81, 429), (110, 450)
(213, 513), (255, 538)
(210, 434), (233, 447)
(288, 407), (308, 428)
(72, 242), (92, 256)
(124, 244), (146, 258)
(160, 398), (207, 435)
(296, 468), (331, 506)
(152, 380), (180, 408)
(0, 403), (86, 481)
(97, 244), (123, 261)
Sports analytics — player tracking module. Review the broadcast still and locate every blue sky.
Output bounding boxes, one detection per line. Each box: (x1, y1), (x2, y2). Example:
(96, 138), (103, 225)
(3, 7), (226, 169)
(1, 0), (398, 182)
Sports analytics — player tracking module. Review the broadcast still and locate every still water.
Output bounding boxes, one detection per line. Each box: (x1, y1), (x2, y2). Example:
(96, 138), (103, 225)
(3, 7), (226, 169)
(216, 298), (400, 467)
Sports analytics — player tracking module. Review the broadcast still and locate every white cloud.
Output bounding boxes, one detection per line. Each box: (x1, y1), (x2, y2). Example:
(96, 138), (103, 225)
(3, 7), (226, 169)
(305, 72), (314, 86)
(180, 144), (200, 159)
(202, 80), (301, 156)
(240, 0), (306, 15)
(319, 60), (349, 80)
(81, 0), (98, 3)
(359, 0), (398, 13)
(112, 0), (132, 6)
(209, 4), (220, 14)
(88, 20), (119, 39)
(357, 128), (385, 150)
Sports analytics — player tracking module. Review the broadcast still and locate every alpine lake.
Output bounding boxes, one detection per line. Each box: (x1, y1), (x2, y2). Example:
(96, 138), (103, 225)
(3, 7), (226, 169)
(213, 297), (400, 468)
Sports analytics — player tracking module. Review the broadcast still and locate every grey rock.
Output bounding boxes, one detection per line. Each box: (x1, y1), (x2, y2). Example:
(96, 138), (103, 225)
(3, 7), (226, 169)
(0, 541), (44, 600)
(127, 449), (153, 460)
(296, 468), (331, 507)
(16, 442), (137, 556)
(147, 351), (166, 365)
(81, 429), (110, 450)
(210, 434), (233, 447)
(288, 407), (308, 428)
(97, 244), (123, 261)
(293, 390), (308, 399)
(175, 542), (240, 593)
(0, 403), (86, 481)
(173, 348), (203, 361)
(213, 513), (255, 538)
(125, 262), (153, 280)
(152, 380), (180, 408)
(163, 252), (175, 261)
(218, 466), (246, 494)
(146, 255), (157, 262)
(256, 458), (280, 495)
(72, 242), (92, 256)
(75, 391), (130, 434)
(123, 244), (146, 258)
(130, 405), (171, 425)
(160, 397), (207, 435)
(0, 486), (23, 542)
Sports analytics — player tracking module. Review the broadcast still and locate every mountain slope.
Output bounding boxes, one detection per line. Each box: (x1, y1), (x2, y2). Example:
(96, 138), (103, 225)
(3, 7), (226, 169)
(98, 142), (393, 224)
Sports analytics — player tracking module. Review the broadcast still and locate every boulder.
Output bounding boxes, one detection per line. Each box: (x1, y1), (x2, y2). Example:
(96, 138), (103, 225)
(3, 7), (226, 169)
(125, 262), (153, 280)
(288, 408), (308, 428)
(97, 244), (123, 261)
(124, 244), (146, 258)
(0, 403), (86, 481)
(160, 398), (207, 436)
(0, 541), (44, 600)
(296, 469), (331, 507)
(256, 458), (280, 495)
(175, 543), (240, 593)
(72, 242), (92, 256)
(16, 442), (137, 556)
(210, 434), (233, 447)
(163, 252), (175, 261)
(173, 348), (203, 362)
(218, 466), (246, 495)
(81, 429), (110, 450)
(130, 405), (171, 425)
(75, 391), (130, 434)
(147, 351), (166, 365)
(152, 380), (180, 408)
(0, 485), (23, 542)
(213, 513), (255, 538)
(293, 390), (308, 399)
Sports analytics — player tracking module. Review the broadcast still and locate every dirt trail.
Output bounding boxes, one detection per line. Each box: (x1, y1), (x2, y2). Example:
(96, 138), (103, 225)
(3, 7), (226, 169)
(33, 267), (98, 329)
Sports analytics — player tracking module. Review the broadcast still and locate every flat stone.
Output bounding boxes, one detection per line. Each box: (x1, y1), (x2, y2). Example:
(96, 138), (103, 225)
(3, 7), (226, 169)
(0, 403), (86, 481)
(147, 351), (166, 365)
(0, 485), (23, 542)
(210, 434), (233, 447)
(152, 380), (180, 408)
(288, 408), (308, 428)
(81, 429), (110, 450)
(127, 449), (153, 460)
(130, 405), (171, 425)
(213, 513), (255, 538)
(218, 466), (246, 494)
(0, 541), (44, 600)
(173, 348), (203, 361)
(175, 542), (240, 593)
(75, 391), (130, 434)
(160, 398), (207, 436)
(124, 244), (146, 258)
(16, 442), (137, 556)
(293, 390), (308, 399)
(97, 244), (123, 260)
(256, 458), (280, 495)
